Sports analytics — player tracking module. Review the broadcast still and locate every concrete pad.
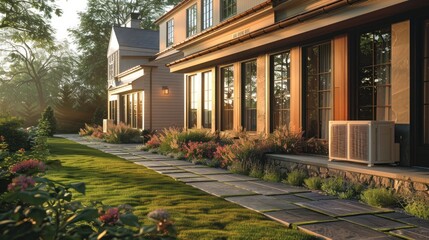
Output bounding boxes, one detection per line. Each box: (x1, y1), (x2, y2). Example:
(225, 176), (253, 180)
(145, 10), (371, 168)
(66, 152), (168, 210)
(158, 160), (195, 166)
(187, 182), (256, 197)
(341, 215), (412, 231)
(164, 172), (201, 179)
(145, 166), (180, 171)
(295, 192), (337, 201)
(272, 194), (312, 203)
(390, 227), (429, 239)
(177, 177), (216, 183)
(298, 200), (389, 217)
(299, 221), (397, 239)
(155, 169), (187, 174)
(204, 174), (259, 182)
(226, 181), (289, 195)
(134, 161), (169, 167)
(225, 195), (301, 212)
(250, 181), (309, 194)
(121, 156), (143, 160)
(264, 208), (335, 227)
(377, 212), (413, 220)
(396, 217), (429, 228)
(184, 167), (231, 175)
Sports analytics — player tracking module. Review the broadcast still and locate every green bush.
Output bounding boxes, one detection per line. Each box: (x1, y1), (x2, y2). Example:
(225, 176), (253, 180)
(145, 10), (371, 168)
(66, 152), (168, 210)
(285, 170), (307, 186)
(104, 123), (141, 143)
(37, 106), (57, 137)
(263, 165), (282, 182)
(321, 177), (363, 199)
(0, 117), (30, 151)
(249, 166), (264, 178)
(404, 198), (429, 220)
(304, 177), (322, 190)
(360, 188), (398, 208)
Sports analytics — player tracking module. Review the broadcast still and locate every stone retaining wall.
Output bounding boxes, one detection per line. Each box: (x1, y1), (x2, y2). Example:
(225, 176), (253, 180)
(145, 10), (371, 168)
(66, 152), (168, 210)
(266, 156), (429, 200)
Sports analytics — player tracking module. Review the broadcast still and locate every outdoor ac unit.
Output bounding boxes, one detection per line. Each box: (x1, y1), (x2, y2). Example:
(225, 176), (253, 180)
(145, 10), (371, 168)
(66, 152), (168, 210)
(329, 121), (396, 167)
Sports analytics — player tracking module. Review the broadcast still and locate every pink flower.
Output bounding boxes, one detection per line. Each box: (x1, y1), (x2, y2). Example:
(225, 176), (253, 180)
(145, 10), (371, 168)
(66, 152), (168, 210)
(99, 208), (119, 225)
(8, 176), (36, 192)
(10, 159), (46, 175)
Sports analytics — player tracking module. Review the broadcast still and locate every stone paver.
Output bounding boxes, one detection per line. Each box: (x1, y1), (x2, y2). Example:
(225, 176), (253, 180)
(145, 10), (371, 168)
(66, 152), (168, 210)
(298, 199), (389, 217)
(187, 182), (256, 197)
(60, 134), (422, 240)
(341, 215), (412, 231)
(264, 208), (336, 227)
(298, 221), (397, 239)
(225, 195), (301, 212)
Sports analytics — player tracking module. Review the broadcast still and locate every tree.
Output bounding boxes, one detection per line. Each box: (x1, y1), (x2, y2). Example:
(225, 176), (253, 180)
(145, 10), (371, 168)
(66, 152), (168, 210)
(38, 106), (57, 137)
(0, 0), (62, 42)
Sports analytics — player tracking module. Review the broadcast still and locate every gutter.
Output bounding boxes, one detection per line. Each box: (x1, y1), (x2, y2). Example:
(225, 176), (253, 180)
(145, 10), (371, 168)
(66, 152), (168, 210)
(167, 0), (362, 67)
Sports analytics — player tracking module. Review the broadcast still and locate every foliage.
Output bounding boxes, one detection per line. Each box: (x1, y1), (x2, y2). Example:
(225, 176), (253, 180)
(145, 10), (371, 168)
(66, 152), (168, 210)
(305, 138), (329, 155)
(285, 170), (308, 186)
(0, 116), (30, 151)
(404, 198), (429, 220)
(360, 188), (398, 208)
(262, 166), (282, 182)
(321, 177), (364, 199)
(182, 141), (220, 160)
(142, 129), (156, 144)
(0, 0), (62, 42)
(269, 125), (304, 154)
(304, 177), (323, 190)
(146, 134), (162, 149)
(104, 123), (141, 143)
(157, 128), (215, 154)
(79, 123), (104, 139)
(38, 106), (57, 137)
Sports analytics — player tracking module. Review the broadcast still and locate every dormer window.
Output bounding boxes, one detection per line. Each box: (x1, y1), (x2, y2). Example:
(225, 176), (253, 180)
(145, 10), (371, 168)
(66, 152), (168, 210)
(187, 4), (197, 37)
(166, 19), (174, 47)
(221, 0), (236, 21)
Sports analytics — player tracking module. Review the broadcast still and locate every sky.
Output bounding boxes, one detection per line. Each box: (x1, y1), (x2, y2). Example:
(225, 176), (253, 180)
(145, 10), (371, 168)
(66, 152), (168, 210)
(51, 0), (88, 46)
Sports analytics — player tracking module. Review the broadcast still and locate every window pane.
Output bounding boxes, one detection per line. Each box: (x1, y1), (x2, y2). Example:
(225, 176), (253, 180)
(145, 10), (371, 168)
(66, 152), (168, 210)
(425, 105), (429, 144)
(304, 42), (332, 139)
(202, 0), (213, 30)
(203, 72), (212, 128)
(271, 51), (290, 130)
(222, 66), (234, 130)
(242, 61), (257, 131)
(187, 5), (197, 37)
(188, 75), (198, 128)
(357, 27), (391, 121)
(221, 0), (236, 20)
(166, 19), (174, 46)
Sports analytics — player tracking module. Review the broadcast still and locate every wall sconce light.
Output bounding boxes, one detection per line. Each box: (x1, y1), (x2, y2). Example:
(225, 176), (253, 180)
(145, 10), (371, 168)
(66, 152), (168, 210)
(162, 86), (169, 95)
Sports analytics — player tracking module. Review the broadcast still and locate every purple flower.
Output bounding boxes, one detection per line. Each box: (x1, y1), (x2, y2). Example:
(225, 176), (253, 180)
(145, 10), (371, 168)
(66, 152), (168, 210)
(8, 176), (36, 192)
(10, 159), (46, 175)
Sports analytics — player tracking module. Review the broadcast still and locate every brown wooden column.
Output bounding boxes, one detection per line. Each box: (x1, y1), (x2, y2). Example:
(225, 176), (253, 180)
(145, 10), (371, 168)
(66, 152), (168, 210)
(233, 62), (242, 131)
(257, 54), (267, 134)
(290, 47), (302, 133)
(333, 35), (349, 120)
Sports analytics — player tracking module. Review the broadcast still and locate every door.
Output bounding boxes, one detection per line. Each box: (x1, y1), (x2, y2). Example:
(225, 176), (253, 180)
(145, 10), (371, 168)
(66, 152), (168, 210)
(416, 19), (429, 167)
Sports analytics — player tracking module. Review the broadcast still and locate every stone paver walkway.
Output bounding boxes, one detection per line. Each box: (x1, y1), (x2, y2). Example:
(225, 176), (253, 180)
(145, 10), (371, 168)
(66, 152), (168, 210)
(58, 134), (429, 240)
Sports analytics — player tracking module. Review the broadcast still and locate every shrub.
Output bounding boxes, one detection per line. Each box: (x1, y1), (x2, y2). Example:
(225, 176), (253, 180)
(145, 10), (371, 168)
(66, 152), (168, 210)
(249, 166), (264, 178)
(404, 198), (429, 220)
(269, 125), (304, 154)
(304, 177), (323, 190)
(157, 128), (215, 154)
(79, 124), (104, 139)
(321, 177), (363, 199)
(285, 170), (307, 186)
(37, 106), (57, 137)
(182, 141), (220, 160)
(0, 117), (30, 151)
(263, 167), (282, 182)
(146, 134), (161, 149)
(360, 188), (398, 208)
(104, 123), (141, 144)
(141, 129), (156, 144)
(305, 138), (329, 155)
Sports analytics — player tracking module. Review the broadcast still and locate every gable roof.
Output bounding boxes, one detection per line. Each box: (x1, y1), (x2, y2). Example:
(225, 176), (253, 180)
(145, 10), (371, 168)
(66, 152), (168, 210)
(113, 27), (159, 50)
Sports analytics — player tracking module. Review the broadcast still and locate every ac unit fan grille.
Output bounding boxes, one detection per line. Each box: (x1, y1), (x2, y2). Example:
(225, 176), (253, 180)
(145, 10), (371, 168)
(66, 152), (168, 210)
(330, 124), (347, 159)
(349, 124), (369, 161)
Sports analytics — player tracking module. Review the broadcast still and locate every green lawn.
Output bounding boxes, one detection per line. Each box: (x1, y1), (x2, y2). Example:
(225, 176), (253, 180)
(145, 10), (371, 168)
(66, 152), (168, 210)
(45, 137), (314, 240)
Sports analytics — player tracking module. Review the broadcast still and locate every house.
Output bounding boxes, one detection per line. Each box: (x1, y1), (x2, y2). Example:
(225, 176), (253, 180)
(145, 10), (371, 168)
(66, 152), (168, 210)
(154, 0), (429, 168)
(106, 14), (184, 130)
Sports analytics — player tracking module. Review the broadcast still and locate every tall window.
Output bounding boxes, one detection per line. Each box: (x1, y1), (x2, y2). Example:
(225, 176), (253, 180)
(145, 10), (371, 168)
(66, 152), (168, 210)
(271, 51), (291, 131)
(186, 4), (197, 37)
(109, 100), (117, 124)
(242, 61), (257, 131)
(357, 27), (391, 120)
(127, 94), (132, 126)
(221, 0), (236, 21)
(221, 66), (234, 130)
(203, 72), (212, 128)
(138, 92), (143, 129)
(304, 42), (332, 139)
(424, 20), (429, 144)
(166, 19), (174, 47)
(188, 75), (198, 128)
(202, 0), (213, 30)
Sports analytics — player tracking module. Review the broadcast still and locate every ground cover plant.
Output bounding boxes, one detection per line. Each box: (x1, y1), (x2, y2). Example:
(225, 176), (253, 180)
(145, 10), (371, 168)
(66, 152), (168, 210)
(46, 137), (314, 240)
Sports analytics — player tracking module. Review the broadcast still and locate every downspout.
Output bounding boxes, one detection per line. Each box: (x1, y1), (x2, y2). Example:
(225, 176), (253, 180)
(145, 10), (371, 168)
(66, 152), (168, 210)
(149, 68), (153, 130)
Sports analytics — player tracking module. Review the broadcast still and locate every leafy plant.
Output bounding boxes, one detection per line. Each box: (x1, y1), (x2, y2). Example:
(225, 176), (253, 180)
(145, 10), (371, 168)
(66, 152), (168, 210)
(360, 188), (398, 208)
(404, 198), (429, 220)
(321, 177), (363, 199)
(182, 141), (220, 160)
(37, 106), (57, 137)
(104, 123), (141, 144)
(263, 165), (282, 182)
(304, 177), (322, 190)
(305, 138), (329, 155)
(285, 170), (307, 186)
(0, 116), (30, 151)
(269, 125), (304, 154)
(141, 129), (156, 144)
